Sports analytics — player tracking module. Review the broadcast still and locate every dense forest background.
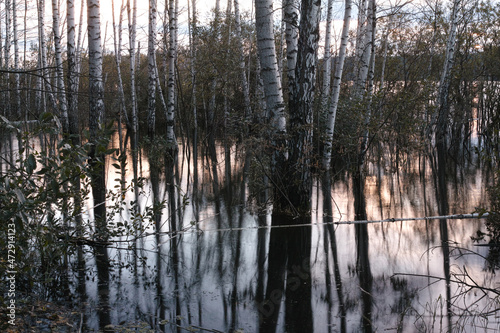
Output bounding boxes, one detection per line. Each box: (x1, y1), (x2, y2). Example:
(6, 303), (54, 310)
(1, 0), (500, 331)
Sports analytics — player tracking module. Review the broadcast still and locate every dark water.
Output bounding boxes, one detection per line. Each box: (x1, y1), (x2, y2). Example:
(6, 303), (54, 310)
(2, 130), (498, 332)
(72, 135), (498, 333)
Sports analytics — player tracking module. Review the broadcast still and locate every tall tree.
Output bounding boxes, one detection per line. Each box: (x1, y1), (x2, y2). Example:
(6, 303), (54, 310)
(321, 0), (334, 108)
(147, 0), (157, 139)
(67, 0), (80, 141)
(87, 0), (106, 234)
(52, 0), (69, 133)
(284, 0), (299, 90)
(322, 0), (352, 172)
(37, 0), (57, 116)
(285, 0), (322, 216)
(234, 0), (252, 123)
(12, 0), (20, 120)
(435, 0), (461, 216)
(5, 0), (11, 119)
(127, 0), (138, 134)
(112, 0), (130, 131)
(166, 0), (178, 149)
(254, 0), (287, 178)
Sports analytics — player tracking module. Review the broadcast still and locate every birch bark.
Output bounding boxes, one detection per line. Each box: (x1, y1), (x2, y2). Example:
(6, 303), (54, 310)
(234, 0), (252, 123)
(13, 0), (21, 120)
(127, 0), (138, 134)
(67, 0), (80, 140)
(321, 0), (334, 107)
(87, 0), (106, 234)
(436, 0), (461, 216)
(112, 0), (130, 131)
(284, 0), (299, 87)
(286, 0), (321, 215)
(166, 0), (178, 148)
(254, 0), (287, 160)
(322, 0), (352, 171)
(52, 0), (69, 133)
(147, 0), (157, 139)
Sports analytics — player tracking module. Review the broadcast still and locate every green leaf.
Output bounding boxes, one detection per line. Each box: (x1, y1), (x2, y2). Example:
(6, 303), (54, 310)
(26, 154), (37, 174)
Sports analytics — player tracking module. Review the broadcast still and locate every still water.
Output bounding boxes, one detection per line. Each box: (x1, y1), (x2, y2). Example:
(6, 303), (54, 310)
(70, 134), (499, 333)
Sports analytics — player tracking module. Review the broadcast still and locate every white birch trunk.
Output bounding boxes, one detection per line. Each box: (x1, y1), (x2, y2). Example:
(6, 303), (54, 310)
(147, 0), (157, 139)
(111, 0), (130, 130)
(52, 0), (69, 133)
(88, 0), (104, 137)
(189, 0), (199, 187)
(322, 0), (352, 171)
(435, 0), (461, 216)
(234, 0), (251, 121)
(437, 0), (461, 122)
(13, 0), (21, 120)
(354, 0), (375, 99)
(254, 0), (286, 135)
(127, 0), (138, 134)
(67, 0), (80, 139)
(284, 0), (299, 88)
(37, 0), (57, 118)
(5, 0), (11, 118)
(286, 0), (321, 214)
(166, 0), (177, 147)
(321, 0), (334, 107)
(87, 0), (106, 233)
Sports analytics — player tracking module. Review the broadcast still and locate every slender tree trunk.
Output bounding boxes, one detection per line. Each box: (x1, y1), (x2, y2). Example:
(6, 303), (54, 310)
(87, 0), (106, 235)
(436, 0), (461, 216)
(37, 0), (57, 116)
(353, 0), (375, 99)
(112, 0), (130, 131)
(234, 0), (252, 124)
(166, 0), (178, 150)
(284, 0), (299, 89)
(189, 0), (199, 190)
(285, 0), (321, 216)
(13, 0), (21, 120)
(322, 0), (352, 171)
(127, 0), (138, 134)
(67, 0), (80, 141)
(321, 0), (334, 107)
(87, 3), (110, 328)
(254, 0), (287, 183)
(147, 0), (157, 139)
(5, 0), (11, 119)
(52, 0), (69, 133)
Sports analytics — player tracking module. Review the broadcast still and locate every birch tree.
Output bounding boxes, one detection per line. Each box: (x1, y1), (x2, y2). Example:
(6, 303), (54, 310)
(189, 0), (199, 188)
(5, 0), (11, 119)
(284, 0), (299, 88)
(166, 0), (178, 149)
(322, 0), (352, 171)
(67, 0), (80, 140)
(321, 0), (334, 107)
(37, 0), (57, 116)
(112, 0), (130, 131)
(286, 0), (321, 215)
(127, 0), (138, 134)
(234, 0), (251, 122)
(353, 0), (376, 99)
(147, 0), (157, 139)
(87, 0), (106, 235)
(435, 0), (461, 215)
(52, 0), (69, 133)
(13, 0), (21, 120)
(254, 0), (287, 171)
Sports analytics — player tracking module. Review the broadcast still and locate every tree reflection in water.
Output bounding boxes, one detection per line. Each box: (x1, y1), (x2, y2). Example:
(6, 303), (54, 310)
(68, 141), (497, 332)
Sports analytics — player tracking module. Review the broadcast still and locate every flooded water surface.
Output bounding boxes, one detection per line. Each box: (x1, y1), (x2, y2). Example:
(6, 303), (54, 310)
(71, 138), (498, 333)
